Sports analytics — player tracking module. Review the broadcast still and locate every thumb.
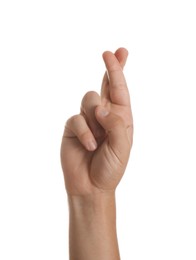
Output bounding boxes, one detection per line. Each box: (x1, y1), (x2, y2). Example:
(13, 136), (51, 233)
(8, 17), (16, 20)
(95, 106), (131, 160)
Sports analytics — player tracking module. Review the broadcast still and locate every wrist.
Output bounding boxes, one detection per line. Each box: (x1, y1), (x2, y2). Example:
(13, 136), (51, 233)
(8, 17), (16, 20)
(68, 191), (120, 260)
(68, 191), (116, 209)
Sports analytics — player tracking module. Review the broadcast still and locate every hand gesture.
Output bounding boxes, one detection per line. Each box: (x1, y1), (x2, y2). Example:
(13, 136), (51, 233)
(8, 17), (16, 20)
(60, 48), (133, 196)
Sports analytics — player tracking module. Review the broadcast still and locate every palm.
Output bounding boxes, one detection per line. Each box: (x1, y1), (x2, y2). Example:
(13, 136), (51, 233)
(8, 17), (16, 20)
(61, 48), (133, 195)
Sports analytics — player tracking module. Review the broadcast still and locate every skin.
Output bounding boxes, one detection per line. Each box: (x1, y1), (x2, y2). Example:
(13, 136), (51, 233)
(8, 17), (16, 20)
(61, 48), (133, 260)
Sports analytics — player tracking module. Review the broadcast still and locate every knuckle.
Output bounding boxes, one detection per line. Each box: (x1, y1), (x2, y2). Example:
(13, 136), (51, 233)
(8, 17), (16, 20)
(81, 91), (100, 111)
(66, 114), (81, 127)
(82, 91), (98, 102)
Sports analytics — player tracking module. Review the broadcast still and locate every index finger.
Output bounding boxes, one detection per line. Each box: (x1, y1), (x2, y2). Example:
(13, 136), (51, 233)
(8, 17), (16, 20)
(101, 48), (128, 103)
(102, 51), (130, 106)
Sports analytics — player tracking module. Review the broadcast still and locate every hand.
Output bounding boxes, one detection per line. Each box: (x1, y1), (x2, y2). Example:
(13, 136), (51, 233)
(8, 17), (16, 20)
(60, 48), (133, 196)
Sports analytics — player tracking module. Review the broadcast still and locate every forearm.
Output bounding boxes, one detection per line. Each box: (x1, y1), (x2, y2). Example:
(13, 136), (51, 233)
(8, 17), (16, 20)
(68, 192), (120, 260)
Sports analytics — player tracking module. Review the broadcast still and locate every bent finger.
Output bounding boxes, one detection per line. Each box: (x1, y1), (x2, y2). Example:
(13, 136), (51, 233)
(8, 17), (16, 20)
(81, 91), (104, 139)
(64, 114), (97, 151)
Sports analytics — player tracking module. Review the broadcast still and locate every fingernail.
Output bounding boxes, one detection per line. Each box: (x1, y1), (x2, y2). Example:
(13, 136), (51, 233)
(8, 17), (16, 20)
(99, 107), (109, 117)
(87, 140), (97, 151)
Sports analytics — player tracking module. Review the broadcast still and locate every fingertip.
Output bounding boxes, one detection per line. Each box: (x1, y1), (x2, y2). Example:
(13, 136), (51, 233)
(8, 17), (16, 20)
(102, 49), (128, 71)
(102, 50), (113, 61)
(95, 105), (109, 118)
(115, 47), (129, 68)
(103, 48), (129, 57)
(86, 140), (97, 151)
(115, 47), (129, 57)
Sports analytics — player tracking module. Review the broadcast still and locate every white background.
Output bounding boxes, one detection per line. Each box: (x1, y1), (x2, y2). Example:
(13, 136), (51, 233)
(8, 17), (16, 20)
(0, 0), (196, 259)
